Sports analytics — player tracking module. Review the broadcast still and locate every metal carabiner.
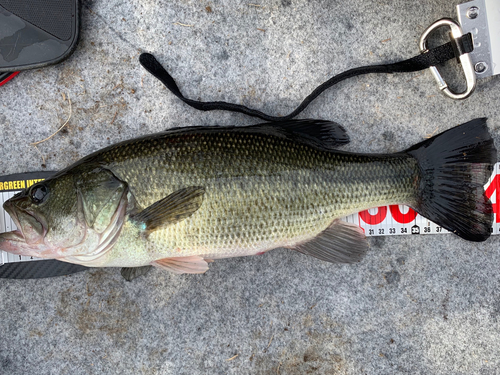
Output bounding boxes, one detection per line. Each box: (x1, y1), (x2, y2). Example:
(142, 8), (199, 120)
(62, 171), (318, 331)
(419, 18), (476, 100)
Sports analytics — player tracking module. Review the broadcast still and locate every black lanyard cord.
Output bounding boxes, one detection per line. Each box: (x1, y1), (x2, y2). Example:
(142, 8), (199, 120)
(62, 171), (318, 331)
(139, 33), (473, 122)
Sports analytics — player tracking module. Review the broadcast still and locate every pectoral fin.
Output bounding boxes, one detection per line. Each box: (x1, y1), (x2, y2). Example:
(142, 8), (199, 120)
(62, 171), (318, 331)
(131, 186), (205, 233)
(152, 256), (210, 274)
(292, 220), (368, 263)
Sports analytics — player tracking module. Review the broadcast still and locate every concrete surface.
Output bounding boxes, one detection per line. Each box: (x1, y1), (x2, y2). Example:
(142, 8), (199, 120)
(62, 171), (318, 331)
(1, 0), (500, 374)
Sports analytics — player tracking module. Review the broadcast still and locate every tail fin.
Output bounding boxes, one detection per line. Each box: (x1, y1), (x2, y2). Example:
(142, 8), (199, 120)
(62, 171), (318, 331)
(406, 118), (496, 242)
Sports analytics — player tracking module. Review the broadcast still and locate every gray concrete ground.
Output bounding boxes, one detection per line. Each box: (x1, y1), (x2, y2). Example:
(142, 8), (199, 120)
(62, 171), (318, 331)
(1, 0), (500, 374)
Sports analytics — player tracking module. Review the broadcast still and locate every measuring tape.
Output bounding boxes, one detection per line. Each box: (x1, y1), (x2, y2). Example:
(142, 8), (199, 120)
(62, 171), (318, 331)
(1, 165), (499, 265)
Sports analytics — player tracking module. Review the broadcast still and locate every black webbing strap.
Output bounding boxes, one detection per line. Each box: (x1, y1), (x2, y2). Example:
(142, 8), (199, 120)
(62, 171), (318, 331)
(140, 33), (473, 122)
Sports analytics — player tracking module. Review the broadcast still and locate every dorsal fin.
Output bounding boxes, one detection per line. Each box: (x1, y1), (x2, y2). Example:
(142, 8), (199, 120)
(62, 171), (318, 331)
(237, 119), (350, 151)
(162, 119), (349, 151)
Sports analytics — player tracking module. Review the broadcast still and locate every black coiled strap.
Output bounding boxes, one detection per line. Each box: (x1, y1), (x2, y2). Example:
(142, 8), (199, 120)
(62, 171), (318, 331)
(140, 33), (473, 122)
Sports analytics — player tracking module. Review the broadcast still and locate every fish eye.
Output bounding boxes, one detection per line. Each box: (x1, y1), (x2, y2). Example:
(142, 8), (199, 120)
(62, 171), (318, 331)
(30, 184), (49, 204)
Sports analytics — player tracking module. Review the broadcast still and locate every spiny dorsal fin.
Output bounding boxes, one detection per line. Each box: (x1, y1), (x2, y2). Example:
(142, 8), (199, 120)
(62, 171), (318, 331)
(131, 186), (205, 233)
(292, 219), (368, 263)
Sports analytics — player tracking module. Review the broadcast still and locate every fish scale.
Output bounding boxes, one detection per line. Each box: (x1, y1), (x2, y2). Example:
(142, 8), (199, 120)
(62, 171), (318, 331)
(84, 129), (419, 264)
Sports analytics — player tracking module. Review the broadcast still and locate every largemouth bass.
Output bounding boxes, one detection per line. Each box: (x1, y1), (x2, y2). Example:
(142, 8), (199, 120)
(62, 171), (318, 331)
(0, 119), (495, 280)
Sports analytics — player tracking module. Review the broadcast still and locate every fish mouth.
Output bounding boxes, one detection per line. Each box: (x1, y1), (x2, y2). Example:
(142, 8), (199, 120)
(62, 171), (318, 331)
(2, 200), (47, 246)
(0, 229), (37, 256)
(0, 229), (24, 241)
(0, 207), (48, 257)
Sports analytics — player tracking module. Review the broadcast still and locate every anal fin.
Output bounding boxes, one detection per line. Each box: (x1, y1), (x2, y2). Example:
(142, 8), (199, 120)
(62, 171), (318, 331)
(152, 256), (210, 274)
(292, 220), (367, 264)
